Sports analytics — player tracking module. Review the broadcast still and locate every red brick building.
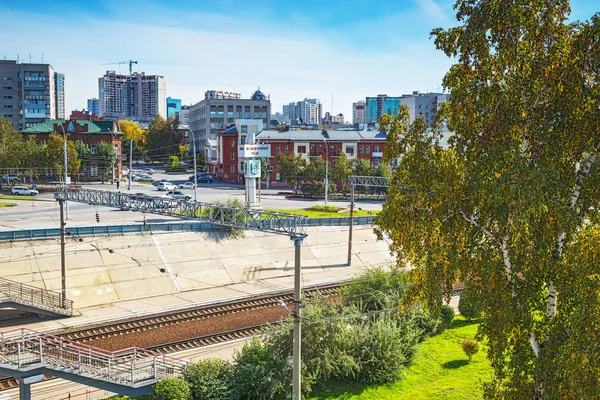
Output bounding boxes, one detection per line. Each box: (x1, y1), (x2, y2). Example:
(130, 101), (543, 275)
(215, 127), (387, 186)
(69, 110), (104, 121)
(20, 119), (123, 182)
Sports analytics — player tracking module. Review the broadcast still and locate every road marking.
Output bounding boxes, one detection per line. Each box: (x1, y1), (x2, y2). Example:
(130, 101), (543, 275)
(152, 236), (182, 291)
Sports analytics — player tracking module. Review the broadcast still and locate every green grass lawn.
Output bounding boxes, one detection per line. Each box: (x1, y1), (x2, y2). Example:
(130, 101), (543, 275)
(311, 317), (491, 400)
(0, 201), (16, 207)
(0, 195), (40, 201)
(266, 208), (379, 218)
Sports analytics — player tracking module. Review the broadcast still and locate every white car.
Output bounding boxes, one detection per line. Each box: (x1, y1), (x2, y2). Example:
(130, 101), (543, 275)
(178, 182), (195, 189)
(156, 182), (176, 191)
(11, 186), (39, 196)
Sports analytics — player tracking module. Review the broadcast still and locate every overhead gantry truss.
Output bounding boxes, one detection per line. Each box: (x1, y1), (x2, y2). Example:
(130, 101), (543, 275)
(54, 188), (307, 238)
(348, 175), (391, 188)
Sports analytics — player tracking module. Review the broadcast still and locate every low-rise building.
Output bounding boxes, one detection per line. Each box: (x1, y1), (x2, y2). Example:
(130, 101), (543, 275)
(20, 119), (123, 182)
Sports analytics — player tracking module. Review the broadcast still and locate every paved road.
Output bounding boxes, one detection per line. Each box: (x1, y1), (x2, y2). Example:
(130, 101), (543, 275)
(0, 171), (384, 230)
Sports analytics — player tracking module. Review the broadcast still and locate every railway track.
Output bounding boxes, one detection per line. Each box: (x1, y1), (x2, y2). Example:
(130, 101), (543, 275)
(0, 283), (341, 391)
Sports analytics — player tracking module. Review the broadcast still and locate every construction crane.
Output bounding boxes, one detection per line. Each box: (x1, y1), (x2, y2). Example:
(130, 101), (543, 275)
(102, 60), (138, 118)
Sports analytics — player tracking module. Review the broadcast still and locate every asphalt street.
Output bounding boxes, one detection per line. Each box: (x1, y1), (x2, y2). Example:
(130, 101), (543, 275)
(0, 170), (384, 230)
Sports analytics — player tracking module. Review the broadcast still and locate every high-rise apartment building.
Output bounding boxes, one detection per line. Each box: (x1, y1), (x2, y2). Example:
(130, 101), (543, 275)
(365, 92), (449, 126)
(352, 101), (366, 125)
(166, 97), (181, 119)
(98, 70), (166, 122)
(282, 98), (322, 125)
(189, 88), (270, 168)
(0, 60), (65, 129)
(87, 98), (100, 115)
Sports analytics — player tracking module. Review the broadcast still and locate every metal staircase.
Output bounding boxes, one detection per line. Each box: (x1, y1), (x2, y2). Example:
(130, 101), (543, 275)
(0, 328), (186, 397)
(0, 278), (74, 317)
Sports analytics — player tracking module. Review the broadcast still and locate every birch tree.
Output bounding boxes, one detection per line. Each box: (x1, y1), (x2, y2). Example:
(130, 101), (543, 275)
(375, 2), (600, 398)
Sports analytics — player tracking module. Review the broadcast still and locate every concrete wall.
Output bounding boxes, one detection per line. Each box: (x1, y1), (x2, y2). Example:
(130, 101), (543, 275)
(0, 226), (394, 308)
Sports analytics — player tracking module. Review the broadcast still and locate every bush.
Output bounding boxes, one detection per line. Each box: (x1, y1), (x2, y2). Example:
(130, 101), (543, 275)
(183, 358), (233, 400)
(458, 290), (483, 321)
(152, 378), (191, 400)
(404, 305), (439, 340)
(438, 304), (455, 332)
(462, 339), (480, 361)
(306, 205), (341, 213)
(300, 181), (337, 198)
(352, 314), (421, 384)
(165, 165), (187, 172)
(342, 265), (409, 312)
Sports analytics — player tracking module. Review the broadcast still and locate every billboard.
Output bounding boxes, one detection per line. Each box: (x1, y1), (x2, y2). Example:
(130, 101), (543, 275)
(238, 144), (271, 158)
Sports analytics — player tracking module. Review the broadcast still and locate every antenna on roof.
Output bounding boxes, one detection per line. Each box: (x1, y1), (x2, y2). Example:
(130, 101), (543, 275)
(41, 54), (44, 63)
(28, 53), (32, 63)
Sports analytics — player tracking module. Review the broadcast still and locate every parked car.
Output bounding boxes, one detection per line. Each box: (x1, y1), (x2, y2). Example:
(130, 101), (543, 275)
(134, 175), (155, 183)
(11, 186), (38, 196)
(166, 190), (192, 201)
(178, 182), (195, 189)
(143, 168), (155, 175)
(189, 173), (213, 183)
(156, 182), (177, 191)
(1, 174), (20, 184)
(153, 179), (169, 187)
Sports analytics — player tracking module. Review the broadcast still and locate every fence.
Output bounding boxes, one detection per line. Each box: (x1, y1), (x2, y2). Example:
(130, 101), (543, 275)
(0, 278), (73, 316)
(0, 217), (375, 242)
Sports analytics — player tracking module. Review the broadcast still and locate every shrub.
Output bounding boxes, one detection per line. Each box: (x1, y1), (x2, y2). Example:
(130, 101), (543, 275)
(458, 290), (483, 321)
(151, 378), (191, 400)
(404, 305), (439, 340)
(438, 304), (455, 332)
(306, 205), (341, 213)
(462, 339), (480, 361)
(183, 358), (233, 400)
(342, 265), (408, 312)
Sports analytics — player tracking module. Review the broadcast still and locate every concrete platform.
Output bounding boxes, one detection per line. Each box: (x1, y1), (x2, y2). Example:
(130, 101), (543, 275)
(0, 225), (394, 332)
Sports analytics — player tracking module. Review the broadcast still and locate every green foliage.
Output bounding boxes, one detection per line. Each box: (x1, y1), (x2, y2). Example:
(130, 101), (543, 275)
(330, 153), (352, 185)
(402, 305), (439, 339)
(306, 205), (341, 213)
(276, 153), (306, 192)
(74, 140), (91, 176)
(438, 305), (455, 333)
(462, 339), (479, 362)
(300, 181), (336, 198)
(343, 266), (408, 312)
(151, 377), (191, 400)
(169, 155), (180, 167)
(231, 337), (292, 400)
(351, 158), (374, 177)
(183, 358), (233, 400)
(96, 141), (116, 181)
(376, 2), (600, 398)
(45, 133), (80, 177)
(458, 290), (482, 321)
(146, 116), (182, 164)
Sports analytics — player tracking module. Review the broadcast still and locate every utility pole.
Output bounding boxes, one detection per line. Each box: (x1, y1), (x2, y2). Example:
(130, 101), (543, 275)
(190, 130), (197, 202)
(128, 138), (132, 190)
(58, 124), (69, 219)
(324, 140), (329, 205)
(59, 199), (67, 307)
(292, 237), (303, 400)
(347, 185), (355, 266)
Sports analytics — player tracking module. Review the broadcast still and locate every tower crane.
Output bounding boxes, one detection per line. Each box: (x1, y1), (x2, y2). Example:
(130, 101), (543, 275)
(102, 60), (138, 118)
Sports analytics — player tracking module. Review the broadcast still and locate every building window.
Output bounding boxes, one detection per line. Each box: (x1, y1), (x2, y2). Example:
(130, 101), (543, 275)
(374, 145), (379, 152)
(254, 112), (261, 118)
(244, 112), (251, 119)
(241, 125), (248, 133)
(230, 139), (235, 147)
(366, 145), (370, 153)
(210, 111), (216, 118)
(236, 111), (242, 118)
(276, 172), (281, 181)
(241, 136), (246, 145)
(345, 146), (354, 155)
(276, 145), (281, 154)
(230, 153), (235, 160)
(297, 145), (306, 154)
(91, 144), (97, 155)
(359, 145), (364, 154)
(230, 165), (235, 173)
(218, 112), (224, 118)
(374, 159), (380, 168)
(284, 145), (288, 154)
(227, 112), (233, 119)
(90, 166), (98, 176)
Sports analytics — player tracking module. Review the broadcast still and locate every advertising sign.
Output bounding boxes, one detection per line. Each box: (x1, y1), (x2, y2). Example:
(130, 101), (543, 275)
(246, 160), (261, 178)
(238, 144), (271, 158)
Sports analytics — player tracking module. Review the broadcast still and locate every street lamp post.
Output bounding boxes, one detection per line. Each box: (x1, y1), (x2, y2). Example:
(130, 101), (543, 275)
(324, 139), (329, 205)
(57, 124), (69, 219)
(189, 130), (197, 202)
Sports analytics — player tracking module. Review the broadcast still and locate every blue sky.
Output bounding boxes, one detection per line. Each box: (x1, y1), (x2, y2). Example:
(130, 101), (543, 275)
(1, 0), (597, 120)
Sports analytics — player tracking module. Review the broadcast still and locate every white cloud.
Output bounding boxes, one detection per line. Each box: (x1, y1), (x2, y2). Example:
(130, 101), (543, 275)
(410, 0), (451, 26)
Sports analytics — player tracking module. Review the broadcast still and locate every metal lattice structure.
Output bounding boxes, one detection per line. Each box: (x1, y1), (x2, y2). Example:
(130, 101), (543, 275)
(348, 175), (390, 188)
(54, 188), (307, 238)
(0, 328), (185, 390)
(0, 278), (73, 317)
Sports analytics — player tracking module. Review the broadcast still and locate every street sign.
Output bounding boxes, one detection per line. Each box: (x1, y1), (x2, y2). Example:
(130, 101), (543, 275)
(238, 144), (271, 158)
(246, 160), (261, 178)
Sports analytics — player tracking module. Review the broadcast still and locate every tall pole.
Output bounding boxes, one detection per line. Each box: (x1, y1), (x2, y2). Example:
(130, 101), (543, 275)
(324, 140), (328, 205)
(292, 237), (303, 400)
(191, 130), (197, 202)
(59, 124), (69, 220)
(128, 138), (132, 190)
(59, 199), (67, 307)
(347, 185), (355, 266)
